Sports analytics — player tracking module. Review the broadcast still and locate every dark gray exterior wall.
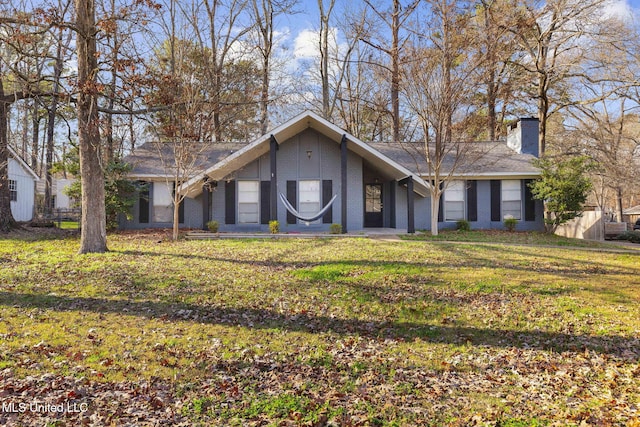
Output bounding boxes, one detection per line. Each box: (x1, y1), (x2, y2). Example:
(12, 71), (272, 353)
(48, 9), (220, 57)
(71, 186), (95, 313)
(435, 179), (544, 231)
(207, 128), (363, 232)
(119, 183), (203, 230)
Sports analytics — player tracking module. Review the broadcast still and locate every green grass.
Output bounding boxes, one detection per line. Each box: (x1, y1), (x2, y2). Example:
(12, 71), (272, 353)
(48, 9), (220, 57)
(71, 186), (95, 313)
(0, 232), (639, 425)
(404, 228), (628, 248)
(55, 221), (79, 229)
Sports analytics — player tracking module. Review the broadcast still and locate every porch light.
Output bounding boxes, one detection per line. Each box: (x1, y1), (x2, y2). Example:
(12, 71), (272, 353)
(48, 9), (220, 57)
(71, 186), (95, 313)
(306, 150), (313, 159)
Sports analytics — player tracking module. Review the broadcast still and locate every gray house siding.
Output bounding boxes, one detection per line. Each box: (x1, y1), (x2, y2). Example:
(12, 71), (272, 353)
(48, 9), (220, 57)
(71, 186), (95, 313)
(119, 181), (203, 229)
(434, 179), (544, 231)
(121, 176), (543, 233)
(205, 128), (363, 233)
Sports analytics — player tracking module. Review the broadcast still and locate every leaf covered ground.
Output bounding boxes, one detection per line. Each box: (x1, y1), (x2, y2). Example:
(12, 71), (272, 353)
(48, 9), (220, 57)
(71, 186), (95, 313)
(0, 232), (639, 426)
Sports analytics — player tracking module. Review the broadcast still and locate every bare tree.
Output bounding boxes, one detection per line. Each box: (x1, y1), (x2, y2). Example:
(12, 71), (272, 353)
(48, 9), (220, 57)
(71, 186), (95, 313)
(0, 8), (52, 231)
(469, 0), (522, 140)
(403, 0), (486, 236)
(188, 0), (256, 142)
(503, 0), (609, 155)
(146, 50), (218, 240)
(250, 0), (297, 134)
(568, 96), (640, 221)
(360, 0), (419, 143)
(44, 3), (73, 215)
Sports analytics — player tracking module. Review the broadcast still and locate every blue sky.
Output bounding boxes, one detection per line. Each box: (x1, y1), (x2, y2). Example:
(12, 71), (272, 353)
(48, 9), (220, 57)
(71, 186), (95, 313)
(283, 0), (640, 64)
(286, 0), (640, 32)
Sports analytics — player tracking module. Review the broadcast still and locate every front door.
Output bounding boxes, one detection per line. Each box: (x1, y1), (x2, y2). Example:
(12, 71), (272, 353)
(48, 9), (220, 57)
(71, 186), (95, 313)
(364, 184), (383, 227)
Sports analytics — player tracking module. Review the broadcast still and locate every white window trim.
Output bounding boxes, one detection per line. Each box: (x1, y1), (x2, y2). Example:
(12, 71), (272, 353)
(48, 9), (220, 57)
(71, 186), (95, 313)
(152, 181), (173, 223)
(298, 180), (321, 224)
(444, 180), (465, 222)
(8, 180), (17, 202)
(502, 179), (522, 220)
(238, 180), (260, 224)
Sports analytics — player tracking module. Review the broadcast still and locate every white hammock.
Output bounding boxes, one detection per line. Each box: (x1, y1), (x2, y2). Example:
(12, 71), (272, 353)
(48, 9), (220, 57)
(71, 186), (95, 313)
(279, 193), (337, 224)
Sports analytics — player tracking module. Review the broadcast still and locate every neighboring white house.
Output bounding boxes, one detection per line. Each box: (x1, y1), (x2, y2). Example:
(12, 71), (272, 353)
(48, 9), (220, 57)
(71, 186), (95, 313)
(54, 178), (75, 209)
(35, 176), (77, 210)
(8, 146), (39, 221)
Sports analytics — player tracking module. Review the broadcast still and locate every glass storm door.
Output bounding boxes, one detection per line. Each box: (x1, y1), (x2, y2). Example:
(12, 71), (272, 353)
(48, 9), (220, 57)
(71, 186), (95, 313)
(364, 184), (383, 227)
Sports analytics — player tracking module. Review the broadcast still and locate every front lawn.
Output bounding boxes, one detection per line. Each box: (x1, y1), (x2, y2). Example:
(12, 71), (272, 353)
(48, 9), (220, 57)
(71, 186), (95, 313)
(0, 233), (638, 426)
(405, 228), (626, 248)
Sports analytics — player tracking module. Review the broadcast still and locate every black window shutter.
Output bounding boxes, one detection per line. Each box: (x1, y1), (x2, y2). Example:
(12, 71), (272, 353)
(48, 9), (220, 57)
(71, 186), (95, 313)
(467, 180), (477, 222)
(225, 180), (236, 224)
(322, 180), (333, 223)
(389, 181), (396, 228)
(260, 181), (271, 224)
(178, 200), (185, 224)
(523, 179), (536, 221)
(139, 181), (150, 224)
(286, 180), (297, 224)
(490, 180), (501, 221)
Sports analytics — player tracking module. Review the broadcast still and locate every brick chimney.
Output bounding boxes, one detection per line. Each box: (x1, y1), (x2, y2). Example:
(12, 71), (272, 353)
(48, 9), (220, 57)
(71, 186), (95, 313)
(507, 118), (539, 157)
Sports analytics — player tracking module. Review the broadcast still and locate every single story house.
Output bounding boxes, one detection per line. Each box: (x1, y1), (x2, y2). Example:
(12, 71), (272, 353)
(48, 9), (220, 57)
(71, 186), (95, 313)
(121, 111), (544, 233)
(8, 146), (39, 222)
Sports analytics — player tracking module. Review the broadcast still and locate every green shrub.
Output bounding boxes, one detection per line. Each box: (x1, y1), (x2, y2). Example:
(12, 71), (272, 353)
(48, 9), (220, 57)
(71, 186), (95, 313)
(504, 215), (518, 232)
(456, 220), (471, 231)
(615, 231), (640, 243)
(269, 220), (280, 234)
(329, 223), (342, 234)
(206, 220), (219, 233)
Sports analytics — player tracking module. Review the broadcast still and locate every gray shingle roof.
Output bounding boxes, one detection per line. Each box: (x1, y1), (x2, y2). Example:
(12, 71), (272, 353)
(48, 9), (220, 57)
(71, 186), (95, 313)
(125, 139), (539, 179)
(125, 141), (246, 177)
(369, 141), (540, 177)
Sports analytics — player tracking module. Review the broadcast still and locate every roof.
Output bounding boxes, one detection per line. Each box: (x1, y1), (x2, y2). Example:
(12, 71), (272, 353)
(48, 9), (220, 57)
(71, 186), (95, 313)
(8, 146), (39, 181)
(623, 205), (640, 215)
(178, 111), (430, 197)
(125, 111), (540, 197)
(369, 141), (540, 179)
(125, 141), (246, 179)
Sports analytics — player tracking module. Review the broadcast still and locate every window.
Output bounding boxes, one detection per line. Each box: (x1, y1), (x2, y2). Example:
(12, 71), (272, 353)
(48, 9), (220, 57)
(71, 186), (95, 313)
(9, 180), (17, 202)
(299, 180), (320, 223)
(138, 182), (150, 223)
(502, 180), (522, 220)
(365, 184), (382, 213)
(153, 182), (173, 223)
(444, 180), (465, 221)
(238, 180), (259, 223)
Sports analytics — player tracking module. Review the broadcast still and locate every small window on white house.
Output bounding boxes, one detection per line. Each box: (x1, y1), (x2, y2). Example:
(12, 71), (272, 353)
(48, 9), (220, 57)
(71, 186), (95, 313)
(9, 180), (17, 202)
(152, 182), (173, 223)
(299, 180), (320, 223)
(238, 180), (260, 224)
(502, 179), (522, 220)
(444, 180), (465, 221)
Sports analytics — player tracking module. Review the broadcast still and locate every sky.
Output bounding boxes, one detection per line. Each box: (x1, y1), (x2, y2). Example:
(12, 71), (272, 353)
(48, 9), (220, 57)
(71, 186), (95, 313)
(283, 0), (640, 68)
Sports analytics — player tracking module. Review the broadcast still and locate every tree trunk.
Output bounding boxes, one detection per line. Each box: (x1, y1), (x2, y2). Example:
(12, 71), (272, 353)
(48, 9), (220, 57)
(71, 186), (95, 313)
(318, 0), (332, 119)
(31, 103), (41, 178)
(391, 0), (400, 143)
(0, 78), (18, 232)
(45, 29), (64, 216)
(430, 187), (440, 236)
(616, 186), (624, 223)
(76, 0), (108, 253)
(259, 53), (270, 134)
(172, 195), (180, 241)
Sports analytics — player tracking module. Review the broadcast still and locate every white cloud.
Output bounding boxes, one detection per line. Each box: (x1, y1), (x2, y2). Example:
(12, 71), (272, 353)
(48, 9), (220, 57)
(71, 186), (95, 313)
(602, 0), (634, 21)
(294, 28), (320, 61)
